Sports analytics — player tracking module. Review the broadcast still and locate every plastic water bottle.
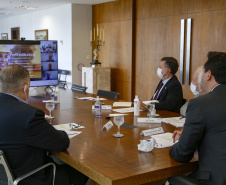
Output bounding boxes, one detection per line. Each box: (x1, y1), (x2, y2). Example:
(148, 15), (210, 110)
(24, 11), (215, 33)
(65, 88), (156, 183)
(51, 92), (55, 100)
(134, 95), (140, 116)
(55, 87), (60, 102)
(94, 96), (102, 117)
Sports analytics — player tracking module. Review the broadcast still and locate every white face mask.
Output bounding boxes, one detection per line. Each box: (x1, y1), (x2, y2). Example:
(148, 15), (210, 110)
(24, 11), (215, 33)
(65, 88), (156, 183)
(190, 82), (199, 96)
(157, 68), (164, 79)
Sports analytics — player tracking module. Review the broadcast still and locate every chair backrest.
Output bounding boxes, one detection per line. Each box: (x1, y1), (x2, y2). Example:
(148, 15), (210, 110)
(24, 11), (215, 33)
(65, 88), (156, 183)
(58, 70), (68, 82)
(71, 85), (87, 92)
(0, 150), (56, 185)
(0, 150), (14, 185)
(182, 98), (187, 106)
(97, 90), (119, 99)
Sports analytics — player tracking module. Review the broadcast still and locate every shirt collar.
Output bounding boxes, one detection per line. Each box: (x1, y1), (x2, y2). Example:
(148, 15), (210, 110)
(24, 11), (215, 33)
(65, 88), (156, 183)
(211, 84), (220, 92)
(4, 93), (28, 104)
(162, 77), (172, 85)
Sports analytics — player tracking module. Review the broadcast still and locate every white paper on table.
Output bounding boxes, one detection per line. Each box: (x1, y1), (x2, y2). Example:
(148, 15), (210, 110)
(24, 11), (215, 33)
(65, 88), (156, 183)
(102, 120), (114, 131)
(151, 132), (174, 148)
(112, 107), (142, 113)
(140, 127), (164, 136)
(109, 113), (128, 117)
(137, 117), (162, 123)
(161, 117), (185, 127)
(42, 100), (60, 103)
(113, 102), (132, 107)
(77, 97), (107, 101)
(53, 123), (84, 139)
(142, 100), (159, 105)
(77, 97), (95, 100)
(92, 97), (107, 101)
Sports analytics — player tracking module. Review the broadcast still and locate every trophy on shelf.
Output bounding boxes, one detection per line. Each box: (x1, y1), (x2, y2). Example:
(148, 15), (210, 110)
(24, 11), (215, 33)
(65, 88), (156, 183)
(90, 24), (105, 66)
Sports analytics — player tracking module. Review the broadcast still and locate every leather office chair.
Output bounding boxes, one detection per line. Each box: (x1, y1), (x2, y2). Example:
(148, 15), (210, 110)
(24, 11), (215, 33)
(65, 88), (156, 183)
(0, 150), (56, 185)
(97, 90), (119, 99)
(58, 69), (68, 88)
(71, 84), (87, 92)
(167, 175), (204, 185)
(182, 98), (187, 106)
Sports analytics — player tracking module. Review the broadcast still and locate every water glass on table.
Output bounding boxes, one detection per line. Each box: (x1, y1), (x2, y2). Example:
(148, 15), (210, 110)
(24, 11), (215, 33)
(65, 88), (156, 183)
(45, 102), (55, 119)
(113, 116), (124, 138)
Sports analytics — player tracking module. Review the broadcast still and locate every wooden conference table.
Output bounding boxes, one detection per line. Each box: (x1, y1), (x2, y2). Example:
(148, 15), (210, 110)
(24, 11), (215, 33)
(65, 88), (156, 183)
(28, 88), (198, 185)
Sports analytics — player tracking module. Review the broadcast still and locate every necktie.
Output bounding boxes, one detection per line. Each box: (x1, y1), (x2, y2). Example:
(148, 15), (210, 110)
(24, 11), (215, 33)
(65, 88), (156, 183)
(153, 81), (163, 100)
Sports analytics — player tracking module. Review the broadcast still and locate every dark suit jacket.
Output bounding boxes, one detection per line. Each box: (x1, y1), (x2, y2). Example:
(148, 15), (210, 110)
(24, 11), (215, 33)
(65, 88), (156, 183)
(152, 75), (183, 113)
(169, 84), (226, 185)
(0, 93), (70, 185)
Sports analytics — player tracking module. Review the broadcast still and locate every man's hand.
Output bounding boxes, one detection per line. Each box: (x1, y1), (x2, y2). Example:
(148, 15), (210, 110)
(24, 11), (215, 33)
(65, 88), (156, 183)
(139, 100), (147, 110)
(172, 130), (182, 143)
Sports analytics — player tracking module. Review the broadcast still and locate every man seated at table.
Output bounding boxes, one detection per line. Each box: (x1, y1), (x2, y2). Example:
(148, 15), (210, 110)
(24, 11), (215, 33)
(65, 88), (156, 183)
(141, 57), (183, 113)
(180, 66), (206, 116)
(169, 52), (226, 185)
(0, 64), (88, 185)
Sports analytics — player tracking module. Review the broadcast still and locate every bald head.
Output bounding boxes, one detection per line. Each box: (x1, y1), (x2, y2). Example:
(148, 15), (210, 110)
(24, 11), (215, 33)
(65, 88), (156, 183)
(192, 66), (203, 85)
(0, 64), (30, 94)
(191, 66), (206, 95)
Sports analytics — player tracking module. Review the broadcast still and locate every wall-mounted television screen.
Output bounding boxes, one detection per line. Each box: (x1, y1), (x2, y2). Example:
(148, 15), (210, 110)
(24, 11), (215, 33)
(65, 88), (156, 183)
(0, 40), (58, 87)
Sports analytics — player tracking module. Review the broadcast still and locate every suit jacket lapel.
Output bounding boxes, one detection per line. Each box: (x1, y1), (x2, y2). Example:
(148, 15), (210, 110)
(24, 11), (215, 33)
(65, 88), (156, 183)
(152, 80), (162, 100)
(157, 76), (175, 99)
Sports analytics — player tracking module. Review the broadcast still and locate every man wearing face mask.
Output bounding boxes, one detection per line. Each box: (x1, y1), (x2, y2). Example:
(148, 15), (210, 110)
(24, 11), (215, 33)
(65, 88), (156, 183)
(150, 57), (183, 113)
(0, 64), (88, 185)
(169, 52), (226, 185)
(180, 66), (206, 116)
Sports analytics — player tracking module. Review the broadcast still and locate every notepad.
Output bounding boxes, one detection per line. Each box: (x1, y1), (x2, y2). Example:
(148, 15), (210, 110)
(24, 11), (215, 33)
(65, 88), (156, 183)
(142, 100), (159, 105)
(140, 127), (164, 136)
(113, 102), (132, 107)
(161, 117), (185, 127)
(151, 132), (174, 148)
(137, 118), (162, 123)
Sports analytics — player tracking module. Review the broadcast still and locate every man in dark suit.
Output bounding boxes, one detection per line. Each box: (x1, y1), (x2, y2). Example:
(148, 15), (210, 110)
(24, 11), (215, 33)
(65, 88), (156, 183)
(170, 52), (226, 185)
(150, 57), (183, 113)
(0, 64), (88, 185)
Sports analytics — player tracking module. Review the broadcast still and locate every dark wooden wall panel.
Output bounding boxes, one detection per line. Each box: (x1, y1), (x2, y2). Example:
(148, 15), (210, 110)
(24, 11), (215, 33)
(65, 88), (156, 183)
(92, 0), (133, 101)
(93, 0), (226, 101)
(135, 0), (226, 101)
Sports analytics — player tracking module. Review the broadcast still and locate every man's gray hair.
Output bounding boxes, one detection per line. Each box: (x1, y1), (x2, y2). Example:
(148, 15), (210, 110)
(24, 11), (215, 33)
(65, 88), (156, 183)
(0, 64), (30, 94)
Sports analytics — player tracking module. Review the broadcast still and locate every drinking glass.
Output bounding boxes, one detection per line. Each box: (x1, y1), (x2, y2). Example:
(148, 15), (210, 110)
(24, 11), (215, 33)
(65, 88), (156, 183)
(113, 116), (124, 138)
(45, 102), (55, 119)
(147, 104), (154, 117)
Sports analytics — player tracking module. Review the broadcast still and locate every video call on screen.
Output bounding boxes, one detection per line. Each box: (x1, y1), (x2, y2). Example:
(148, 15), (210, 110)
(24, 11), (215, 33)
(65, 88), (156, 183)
(0, 40), (58, 87)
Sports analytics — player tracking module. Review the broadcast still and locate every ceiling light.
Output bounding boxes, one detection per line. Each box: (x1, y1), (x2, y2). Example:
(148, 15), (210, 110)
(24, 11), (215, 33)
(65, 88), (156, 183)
(18, 5), (27, 9)
(26, 7), (36, 10)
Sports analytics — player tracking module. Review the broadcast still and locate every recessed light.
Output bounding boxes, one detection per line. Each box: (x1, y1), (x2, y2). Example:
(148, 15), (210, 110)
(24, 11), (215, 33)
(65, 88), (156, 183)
(18, 5), (27, 9)
(26, 7), (36, 10)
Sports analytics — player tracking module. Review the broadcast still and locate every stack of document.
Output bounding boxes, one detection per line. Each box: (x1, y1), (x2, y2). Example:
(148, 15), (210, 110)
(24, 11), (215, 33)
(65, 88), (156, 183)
(142, 100), (159, 105)
(151, 132), (174, 148)
(112, 107), (135, 113)
(137, 117), (161, 123)
(53, 123), (84, 139)
(113, 102), (132, 107)
(76, 97), (107, 101)
(161, 117), (185, 127)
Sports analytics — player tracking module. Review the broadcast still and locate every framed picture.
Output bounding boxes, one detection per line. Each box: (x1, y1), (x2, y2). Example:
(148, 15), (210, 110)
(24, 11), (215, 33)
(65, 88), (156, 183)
(35, 29), (48, 40)
(1, 33), (8, 40)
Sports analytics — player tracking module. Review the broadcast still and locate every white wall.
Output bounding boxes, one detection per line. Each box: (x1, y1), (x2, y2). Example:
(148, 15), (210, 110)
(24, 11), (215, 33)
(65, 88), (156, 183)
(72, 4), (92, 86)
(0, 4), (92, 84)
